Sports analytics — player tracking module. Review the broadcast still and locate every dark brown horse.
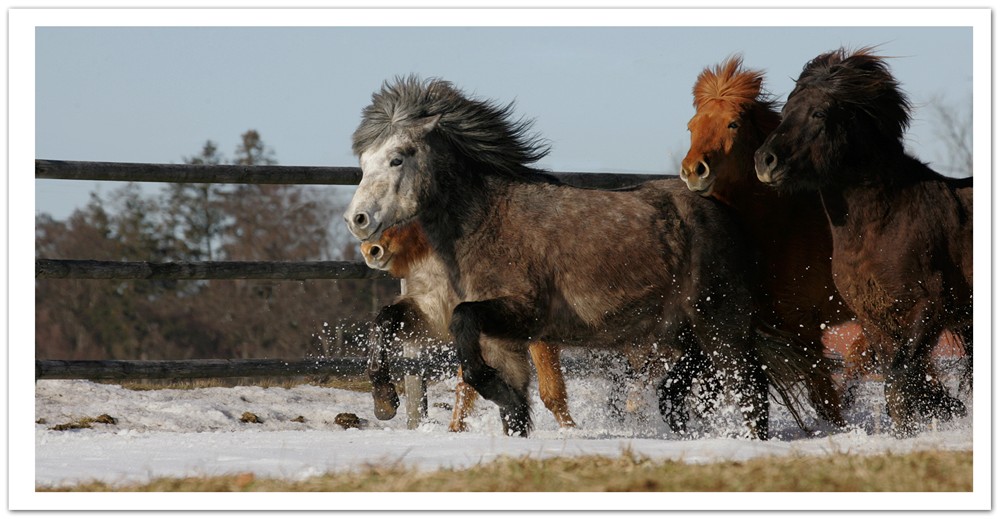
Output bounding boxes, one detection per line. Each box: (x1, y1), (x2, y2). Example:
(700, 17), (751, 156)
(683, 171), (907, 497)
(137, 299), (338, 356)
(360, 221), (576, 431)
(345, 76), (834, 438)
(754, 48), (972, 434)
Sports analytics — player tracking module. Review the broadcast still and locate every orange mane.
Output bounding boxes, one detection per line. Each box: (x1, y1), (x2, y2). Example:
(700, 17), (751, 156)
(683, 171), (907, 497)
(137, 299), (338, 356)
(692, 55), (768, 111)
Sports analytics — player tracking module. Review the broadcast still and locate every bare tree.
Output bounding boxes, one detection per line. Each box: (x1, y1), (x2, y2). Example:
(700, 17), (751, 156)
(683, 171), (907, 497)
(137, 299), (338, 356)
(926, 93), (973, 177)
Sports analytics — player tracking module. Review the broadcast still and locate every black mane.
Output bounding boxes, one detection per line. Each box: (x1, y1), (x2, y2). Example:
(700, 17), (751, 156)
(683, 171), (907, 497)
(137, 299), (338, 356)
(793, 47), (911, 145)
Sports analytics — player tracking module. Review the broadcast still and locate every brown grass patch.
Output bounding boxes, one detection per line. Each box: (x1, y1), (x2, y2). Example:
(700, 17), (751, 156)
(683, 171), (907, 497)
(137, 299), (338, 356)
(50, 414), (118, 431)
(39, 449), (971, 492)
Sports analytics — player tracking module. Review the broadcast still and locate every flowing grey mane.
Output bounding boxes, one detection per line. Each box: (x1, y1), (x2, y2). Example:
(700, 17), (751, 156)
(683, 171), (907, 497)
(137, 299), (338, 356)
(352, 76), (551, 176)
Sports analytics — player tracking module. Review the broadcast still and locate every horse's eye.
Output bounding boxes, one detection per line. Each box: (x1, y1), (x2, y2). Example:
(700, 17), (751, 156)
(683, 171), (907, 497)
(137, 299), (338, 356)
(812, 110), (826, 120)
(389, 157), (403, 167)
(727, 121), (740, 130)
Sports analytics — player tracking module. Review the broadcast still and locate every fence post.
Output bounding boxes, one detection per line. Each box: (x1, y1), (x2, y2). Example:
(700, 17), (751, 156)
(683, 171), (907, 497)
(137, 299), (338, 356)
(400, 279), (428, 429)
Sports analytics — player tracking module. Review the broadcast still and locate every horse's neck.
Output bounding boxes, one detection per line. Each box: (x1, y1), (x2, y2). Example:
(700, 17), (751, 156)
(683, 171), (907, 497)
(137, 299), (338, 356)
(419, 171), (516, 298)
(714, 171), (776, 210)
(821, 154), (935, 233)
(403, 255), (459, 335)
(819, 177), (894, 243)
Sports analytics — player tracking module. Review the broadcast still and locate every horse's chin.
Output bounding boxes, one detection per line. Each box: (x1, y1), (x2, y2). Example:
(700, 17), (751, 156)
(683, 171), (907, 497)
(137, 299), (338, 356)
(362, 252), (393, 272)
(756, 167), (786, 188)
(684, 179), (714, 197)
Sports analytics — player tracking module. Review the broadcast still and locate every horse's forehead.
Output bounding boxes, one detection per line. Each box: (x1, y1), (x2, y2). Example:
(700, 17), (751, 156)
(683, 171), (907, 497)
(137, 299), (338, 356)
(360, 132), (408, 162)
(788, 83), (829, 107)
(689, 101), (737, 132)
(696, 99), (740, 120)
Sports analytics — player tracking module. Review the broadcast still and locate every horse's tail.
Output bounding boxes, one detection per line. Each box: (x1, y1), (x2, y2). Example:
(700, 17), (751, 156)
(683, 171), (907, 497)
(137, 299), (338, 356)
(753, 319), (842, 432)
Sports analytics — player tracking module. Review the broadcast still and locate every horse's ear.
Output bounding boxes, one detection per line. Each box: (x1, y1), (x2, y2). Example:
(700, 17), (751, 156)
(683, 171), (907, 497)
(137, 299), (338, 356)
(414, 114), (442, 137)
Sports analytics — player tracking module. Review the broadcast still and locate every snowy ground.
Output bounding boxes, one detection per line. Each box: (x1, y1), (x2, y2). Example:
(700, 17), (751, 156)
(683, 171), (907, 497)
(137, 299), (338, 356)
(34, 369), (973, 491)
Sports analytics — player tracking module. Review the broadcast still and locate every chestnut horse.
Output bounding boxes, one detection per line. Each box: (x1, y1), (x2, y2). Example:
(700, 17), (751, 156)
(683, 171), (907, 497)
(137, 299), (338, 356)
(345, 76), (835, 438)
(360, 221), (576, 431)
(755, 48), (972, 434)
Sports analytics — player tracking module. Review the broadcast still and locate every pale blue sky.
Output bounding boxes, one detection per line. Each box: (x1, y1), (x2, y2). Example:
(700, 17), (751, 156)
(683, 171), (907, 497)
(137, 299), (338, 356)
(35, 25), (973, 220)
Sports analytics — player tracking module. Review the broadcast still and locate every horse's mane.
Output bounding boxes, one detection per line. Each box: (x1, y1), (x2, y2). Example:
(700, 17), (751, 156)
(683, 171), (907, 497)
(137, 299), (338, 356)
(794, 46), (911, 144)
(692, 55), (778, 113)
(352, 76), (551, 177)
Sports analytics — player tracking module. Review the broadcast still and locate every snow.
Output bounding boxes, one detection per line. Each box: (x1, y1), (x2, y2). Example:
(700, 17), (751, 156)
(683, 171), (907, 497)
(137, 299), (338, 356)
(34, 374), (973, 492)
(19, 360), (989, 510)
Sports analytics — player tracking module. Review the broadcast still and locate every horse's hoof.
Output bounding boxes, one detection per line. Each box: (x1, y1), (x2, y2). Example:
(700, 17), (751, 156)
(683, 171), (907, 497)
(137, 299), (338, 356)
(500, 407), (532, 437)
(447, 420), (469, 433)
(371, 383), (400, 420)
(931, 395), (967, 421)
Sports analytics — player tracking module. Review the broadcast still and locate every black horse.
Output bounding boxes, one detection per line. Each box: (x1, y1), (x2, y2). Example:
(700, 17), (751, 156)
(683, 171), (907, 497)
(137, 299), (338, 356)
(755, 47), (973, 435)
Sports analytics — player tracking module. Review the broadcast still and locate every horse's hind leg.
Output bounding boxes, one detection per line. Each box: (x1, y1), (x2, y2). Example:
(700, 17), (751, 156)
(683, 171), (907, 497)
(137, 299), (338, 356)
(657, 323), (711, 434)
(840, 328), (873, 410)
(799, 330), (846, 427)
(657, 347), (711, 435)
(448, 366), (480, 432)
(450, 299), (536, 437)
(696, 326), (769, 440)
(529, 341), (576, 428)
(957, 325), (973, 395)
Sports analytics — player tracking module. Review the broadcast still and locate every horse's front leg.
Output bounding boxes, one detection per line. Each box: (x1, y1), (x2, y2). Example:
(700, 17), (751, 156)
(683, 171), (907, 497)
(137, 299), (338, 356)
(450, 298), (538, 437)
(883, 303), (964, 436)
(367, 300), (424, 420)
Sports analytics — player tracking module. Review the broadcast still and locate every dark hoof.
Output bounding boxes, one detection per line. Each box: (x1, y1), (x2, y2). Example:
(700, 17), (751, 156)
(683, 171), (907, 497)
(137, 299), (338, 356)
(657, 379), (690, 434)
(914, 382), (967, 422)
(371, 382), (400, 421)
(923, 394), (967, 421)
(500, 405), (532, 437)
(841, 384), (858, 410)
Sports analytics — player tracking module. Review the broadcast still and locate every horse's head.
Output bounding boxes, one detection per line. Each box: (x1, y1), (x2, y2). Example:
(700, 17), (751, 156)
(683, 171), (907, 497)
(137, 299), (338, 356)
(345, 114), (441, 243)
(755, 47), (910, 190)
(681, 56), (779, 200)
(360, 220), (433, 278)
(345, 76), (550, 243)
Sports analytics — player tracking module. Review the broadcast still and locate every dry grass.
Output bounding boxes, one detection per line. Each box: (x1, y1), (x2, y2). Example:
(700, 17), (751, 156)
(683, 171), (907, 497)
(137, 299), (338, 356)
(39, 449), (971, 492)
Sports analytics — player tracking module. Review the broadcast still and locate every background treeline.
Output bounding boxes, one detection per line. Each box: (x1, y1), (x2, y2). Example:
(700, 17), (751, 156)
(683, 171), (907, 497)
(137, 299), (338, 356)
(35, 130), (401, 361)
(35, 97), (971, 362)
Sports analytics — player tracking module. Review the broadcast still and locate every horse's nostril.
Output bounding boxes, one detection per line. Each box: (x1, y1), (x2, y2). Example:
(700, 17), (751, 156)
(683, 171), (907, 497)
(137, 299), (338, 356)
(370, 245), (384, 260)
(763, 152), (776, 167)
(353, 212), (370, 229)
(696, 161), (710, 178)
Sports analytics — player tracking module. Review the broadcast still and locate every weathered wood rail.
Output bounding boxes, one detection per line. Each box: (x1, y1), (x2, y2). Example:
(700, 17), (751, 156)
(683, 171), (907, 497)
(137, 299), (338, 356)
(35, 355), (459, 381)
(35, 259), (390, 280)
(36, 159), (671, 426)
(36, 159), (670, 189)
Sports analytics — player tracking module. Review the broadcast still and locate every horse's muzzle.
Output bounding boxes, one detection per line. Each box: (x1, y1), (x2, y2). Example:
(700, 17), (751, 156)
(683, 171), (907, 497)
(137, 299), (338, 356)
(754, 148), (781, 185)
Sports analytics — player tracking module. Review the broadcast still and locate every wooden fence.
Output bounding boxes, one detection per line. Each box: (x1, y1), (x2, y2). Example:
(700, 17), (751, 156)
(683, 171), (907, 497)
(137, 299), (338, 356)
(35, 159), (669, 427)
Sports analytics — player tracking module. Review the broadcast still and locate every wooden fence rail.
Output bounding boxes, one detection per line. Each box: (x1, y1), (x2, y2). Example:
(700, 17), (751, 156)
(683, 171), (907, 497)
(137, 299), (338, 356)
(34, 356), (458, 381)
(36, 159), (671, 189)
(36, 259), (390, 280)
